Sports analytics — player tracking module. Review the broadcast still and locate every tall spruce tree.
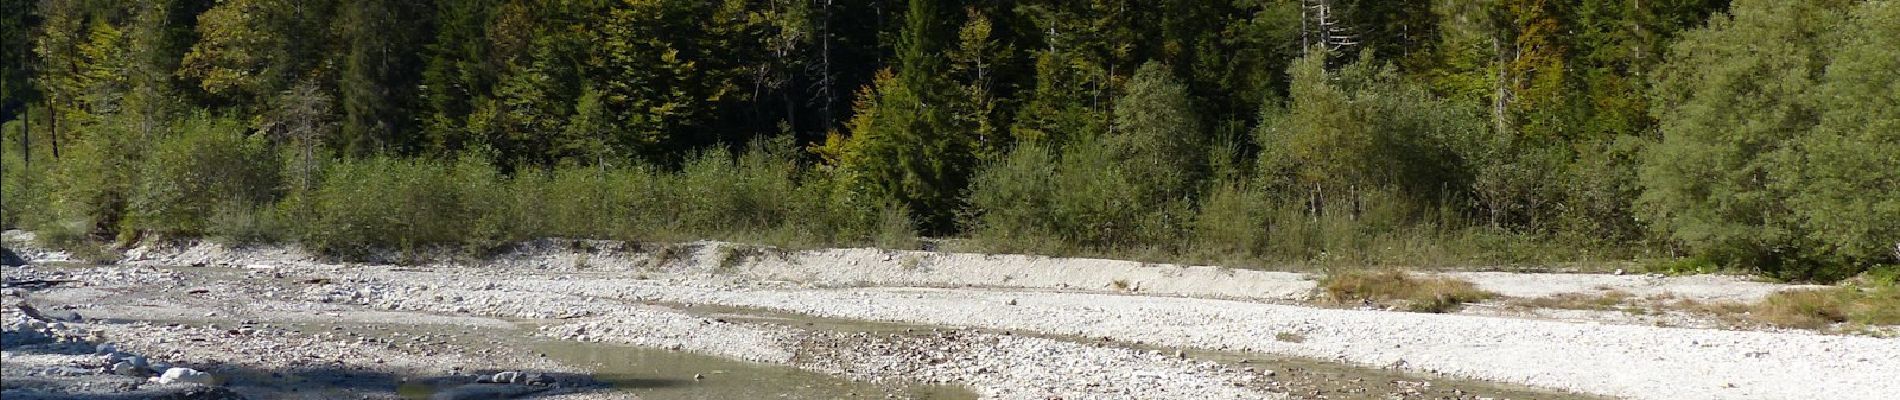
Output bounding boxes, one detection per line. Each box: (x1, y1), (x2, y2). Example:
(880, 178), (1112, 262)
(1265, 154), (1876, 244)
(837, 0), (972, 233)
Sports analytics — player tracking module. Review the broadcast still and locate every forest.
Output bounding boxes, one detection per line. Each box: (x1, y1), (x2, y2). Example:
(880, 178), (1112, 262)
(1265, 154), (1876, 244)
(0, 0), (1894, 282)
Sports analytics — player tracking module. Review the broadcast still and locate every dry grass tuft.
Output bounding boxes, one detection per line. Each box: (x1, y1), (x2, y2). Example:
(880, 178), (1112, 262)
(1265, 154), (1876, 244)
(1508, 291), (1635, 311)
(1481, 268), (1898, 333)
(897, 254), (925, 270)
(1318, 270), (1497, 313)
(714, 245), (760, 273)
(645, 244), (684, 270)
(1751, 286), (1900, 330)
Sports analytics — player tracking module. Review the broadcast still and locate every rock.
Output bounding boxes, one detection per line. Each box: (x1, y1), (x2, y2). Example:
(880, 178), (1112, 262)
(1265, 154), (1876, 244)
(492, 371), (519, 384)
(128, 355), (149, 369)
(693, 373), (705, 380)
(44, 309), (82, 322)
(156, 367), (214, 384)
(96, 343), (117, 355)
(113, 361), (139, 376)
(1006, 298), (1018, 306)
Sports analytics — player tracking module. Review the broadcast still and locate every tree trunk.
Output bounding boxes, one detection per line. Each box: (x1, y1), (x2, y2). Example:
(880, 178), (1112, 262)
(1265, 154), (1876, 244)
(20, 104), (28, 170)
(49, 105), (60, 160)
(1492, 39), (1512, 137)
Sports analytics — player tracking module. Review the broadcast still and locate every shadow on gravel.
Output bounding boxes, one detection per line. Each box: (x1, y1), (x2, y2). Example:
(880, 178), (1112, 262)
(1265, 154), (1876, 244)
(2, 247), (24, 266)
(0, 335), (84, 352)
(0, 386), (246, 400)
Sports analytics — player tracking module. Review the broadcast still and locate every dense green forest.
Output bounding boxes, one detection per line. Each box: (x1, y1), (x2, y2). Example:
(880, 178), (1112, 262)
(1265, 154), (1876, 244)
(1, 0), (1895, 281)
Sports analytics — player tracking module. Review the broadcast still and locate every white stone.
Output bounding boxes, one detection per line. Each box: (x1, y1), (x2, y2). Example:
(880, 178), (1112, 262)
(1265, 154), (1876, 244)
(156, 368), (213, 384)
(492, 371), (519, 384)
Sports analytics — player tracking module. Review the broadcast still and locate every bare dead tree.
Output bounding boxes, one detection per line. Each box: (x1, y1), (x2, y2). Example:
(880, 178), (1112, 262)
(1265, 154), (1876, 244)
(271, 81), (335, 195)
(1302, 0), (1360, 57)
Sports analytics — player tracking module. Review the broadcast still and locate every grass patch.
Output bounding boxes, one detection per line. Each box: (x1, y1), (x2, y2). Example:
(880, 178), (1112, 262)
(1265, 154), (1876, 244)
(1500, 271), (1898, 333)
(1507, 290), (1635, 311)
(1317, 270), (1496, 313)
(1751, 286), (1900, 330)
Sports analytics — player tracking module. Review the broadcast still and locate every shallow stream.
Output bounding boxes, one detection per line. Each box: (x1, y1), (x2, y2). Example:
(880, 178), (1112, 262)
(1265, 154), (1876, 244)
(535, 339), (975, 400)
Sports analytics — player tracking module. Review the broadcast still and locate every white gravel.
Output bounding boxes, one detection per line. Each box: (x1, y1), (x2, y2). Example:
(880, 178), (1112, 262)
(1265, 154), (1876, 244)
(1440, 271), (1824, 302)
(24, 235), (1897, 400)
(541, 310), (1283, 400)
(645, 286), (1899, 400)
(118, 239), (1811, 304)
(321, 268), (1897, 400)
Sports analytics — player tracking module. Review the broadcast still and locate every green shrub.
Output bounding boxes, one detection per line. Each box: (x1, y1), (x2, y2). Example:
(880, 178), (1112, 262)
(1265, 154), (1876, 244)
(662, 138), (899, 247)
(1643, 0), (1898, 282)
(297, 156), (503, 257)
(964, 142), (1060, 254)
(205, 202), (288, 245)
(47, 120), (142, 241)
(1859, 266), (1900, 287)
(130, 114), (282, 236)
(1188, 181), (1269, 261)
(1, 118), (52, 230)
(281, 135), (895, 259)
(967, 136), (1194, 256)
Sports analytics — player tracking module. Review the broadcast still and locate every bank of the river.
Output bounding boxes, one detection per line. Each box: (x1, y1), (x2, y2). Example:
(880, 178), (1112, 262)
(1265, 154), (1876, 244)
(6, 233), (1896, 400)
